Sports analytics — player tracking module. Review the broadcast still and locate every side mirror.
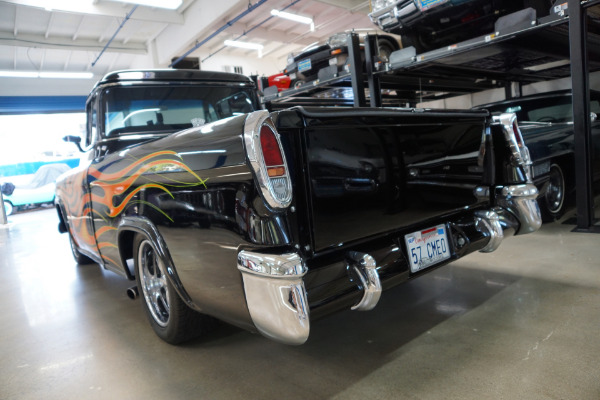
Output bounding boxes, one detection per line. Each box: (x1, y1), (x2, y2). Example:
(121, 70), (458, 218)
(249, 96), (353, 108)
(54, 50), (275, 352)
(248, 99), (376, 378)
(63, 135), (84, 152)
(591, 112), (597, 123)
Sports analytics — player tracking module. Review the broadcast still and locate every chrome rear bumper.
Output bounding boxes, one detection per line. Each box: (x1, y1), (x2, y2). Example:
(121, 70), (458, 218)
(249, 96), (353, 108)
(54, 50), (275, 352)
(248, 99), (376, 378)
(237, 251), (309, 345)
(236, 183), (541, 345)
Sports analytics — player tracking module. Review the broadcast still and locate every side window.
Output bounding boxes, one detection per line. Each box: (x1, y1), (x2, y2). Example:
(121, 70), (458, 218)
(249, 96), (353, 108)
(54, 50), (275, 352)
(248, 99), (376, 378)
(85, 97), (97, 148)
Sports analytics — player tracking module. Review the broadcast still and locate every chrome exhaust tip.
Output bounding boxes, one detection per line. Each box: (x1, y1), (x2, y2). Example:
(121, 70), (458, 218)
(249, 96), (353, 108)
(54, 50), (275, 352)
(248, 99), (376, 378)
(126, 286), (139, 300)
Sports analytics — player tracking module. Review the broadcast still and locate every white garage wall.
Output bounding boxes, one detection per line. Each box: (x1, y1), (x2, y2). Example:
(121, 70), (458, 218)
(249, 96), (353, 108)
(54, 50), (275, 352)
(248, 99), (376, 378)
(419, 71), (600, 109)
(199, 53), (285, 77)
(0, 77), (96, 97)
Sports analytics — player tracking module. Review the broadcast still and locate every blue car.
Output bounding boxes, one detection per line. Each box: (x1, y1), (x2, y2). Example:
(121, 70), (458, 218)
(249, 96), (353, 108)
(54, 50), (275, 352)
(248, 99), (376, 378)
(2, 163), (71, 216)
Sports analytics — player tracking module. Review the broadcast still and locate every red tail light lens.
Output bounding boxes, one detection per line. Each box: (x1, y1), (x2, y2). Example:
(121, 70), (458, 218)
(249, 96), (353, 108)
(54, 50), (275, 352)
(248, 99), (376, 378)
(260, 126), (284, 165)
(260, 125), (286, 177)
(243, 110), (293, 209)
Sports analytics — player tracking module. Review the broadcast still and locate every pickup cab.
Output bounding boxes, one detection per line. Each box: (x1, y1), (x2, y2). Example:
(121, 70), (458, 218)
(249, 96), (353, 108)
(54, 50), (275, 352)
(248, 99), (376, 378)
(56, 69), (541, 345)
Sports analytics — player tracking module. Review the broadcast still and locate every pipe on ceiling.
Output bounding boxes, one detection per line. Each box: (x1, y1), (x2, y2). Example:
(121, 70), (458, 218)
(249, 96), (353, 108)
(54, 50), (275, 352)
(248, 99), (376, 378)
(170, 0), (268, 68)
(91, 5), (138, 68)
(201, 0), (301, 63)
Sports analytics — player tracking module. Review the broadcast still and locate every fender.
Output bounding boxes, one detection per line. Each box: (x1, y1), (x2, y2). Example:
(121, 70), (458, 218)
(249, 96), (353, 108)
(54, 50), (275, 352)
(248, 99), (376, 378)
(117, 216), (197, 311)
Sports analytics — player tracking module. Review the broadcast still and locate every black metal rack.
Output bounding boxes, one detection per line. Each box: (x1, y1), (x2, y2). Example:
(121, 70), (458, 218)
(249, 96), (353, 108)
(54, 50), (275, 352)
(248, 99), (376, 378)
(262, 1), (600, 231)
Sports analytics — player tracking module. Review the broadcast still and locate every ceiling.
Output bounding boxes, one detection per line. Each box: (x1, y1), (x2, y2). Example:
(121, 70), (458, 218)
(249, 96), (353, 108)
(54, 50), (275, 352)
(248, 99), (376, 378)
(0, 0), (375, 86)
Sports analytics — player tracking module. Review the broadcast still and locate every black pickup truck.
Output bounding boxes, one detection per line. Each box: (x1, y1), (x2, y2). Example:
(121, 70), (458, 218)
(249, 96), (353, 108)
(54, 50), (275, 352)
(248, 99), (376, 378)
(478, 90), (600, 220)
(56, 69), (541, 345)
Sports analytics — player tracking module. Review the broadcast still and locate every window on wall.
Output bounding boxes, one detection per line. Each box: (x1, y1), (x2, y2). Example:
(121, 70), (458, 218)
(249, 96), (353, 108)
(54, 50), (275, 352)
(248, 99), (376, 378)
(222, 65), (243, 74)
(0, 113), (85, 177)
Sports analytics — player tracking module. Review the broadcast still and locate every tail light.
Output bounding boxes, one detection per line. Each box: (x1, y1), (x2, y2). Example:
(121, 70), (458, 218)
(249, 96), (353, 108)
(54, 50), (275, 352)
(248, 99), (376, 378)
(243, 110), (293, 209)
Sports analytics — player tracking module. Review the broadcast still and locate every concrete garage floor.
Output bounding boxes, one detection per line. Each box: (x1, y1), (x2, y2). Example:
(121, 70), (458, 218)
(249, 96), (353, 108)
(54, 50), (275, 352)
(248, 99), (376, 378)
(1, 207), (600, 400)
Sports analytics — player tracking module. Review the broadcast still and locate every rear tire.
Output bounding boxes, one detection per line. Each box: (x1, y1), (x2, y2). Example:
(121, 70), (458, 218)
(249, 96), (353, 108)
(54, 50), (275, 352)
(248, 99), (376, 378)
(133, 234), (214, 344)
(541, 164), (566, 221)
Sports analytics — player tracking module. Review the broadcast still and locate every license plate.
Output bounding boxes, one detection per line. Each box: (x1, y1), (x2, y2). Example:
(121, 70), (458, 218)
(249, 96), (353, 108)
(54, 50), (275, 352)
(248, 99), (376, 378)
(405, 224), (451, 273)
(416, 0), (450, 12)
(298, 59), (312, 72)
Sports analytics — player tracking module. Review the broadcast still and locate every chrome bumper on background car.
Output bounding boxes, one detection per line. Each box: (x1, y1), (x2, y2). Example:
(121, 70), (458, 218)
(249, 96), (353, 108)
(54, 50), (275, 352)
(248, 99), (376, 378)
(236, 185), (541, 345)
(370, 0), (419, 30)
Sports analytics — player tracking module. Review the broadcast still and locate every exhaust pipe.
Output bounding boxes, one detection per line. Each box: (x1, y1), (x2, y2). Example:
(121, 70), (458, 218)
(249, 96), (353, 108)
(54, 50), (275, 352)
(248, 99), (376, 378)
(127, 286), (139, 300)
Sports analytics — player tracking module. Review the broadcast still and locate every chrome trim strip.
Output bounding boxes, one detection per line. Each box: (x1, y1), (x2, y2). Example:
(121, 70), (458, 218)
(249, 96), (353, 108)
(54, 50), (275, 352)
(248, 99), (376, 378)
(237, 251), (309, 345)
(347, 252), (382, 311)
(496, 183), (542, 235)
(474, 210), (504, 253)
(243, 110), (293, 210)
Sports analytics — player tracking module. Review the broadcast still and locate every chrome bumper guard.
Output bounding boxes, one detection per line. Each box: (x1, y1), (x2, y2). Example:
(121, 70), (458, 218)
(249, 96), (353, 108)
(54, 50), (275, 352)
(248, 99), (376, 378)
(496, 183), (542, 235)
(474, 210), (504, 253)
(347, 252), (382, 311)
(237, 251), (309, 345)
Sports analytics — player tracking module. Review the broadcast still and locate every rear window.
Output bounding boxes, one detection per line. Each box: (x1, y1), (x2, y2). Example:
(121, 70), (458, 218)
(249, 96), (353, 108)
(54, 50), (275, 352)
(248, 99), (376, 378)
(102, 85), (257, 137)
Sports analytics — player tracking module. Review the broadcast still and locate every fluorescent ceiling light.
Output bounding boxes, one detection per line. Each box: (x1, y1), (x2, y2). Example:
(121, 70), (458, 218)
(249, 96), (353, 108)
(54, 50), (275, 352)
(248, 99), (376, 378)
(271, 10), (314, 31)
(224, 40), (264, 57)
(104, 0), (182, 10)
(0, 71), (94, 79)
(524, 59), (570, 72)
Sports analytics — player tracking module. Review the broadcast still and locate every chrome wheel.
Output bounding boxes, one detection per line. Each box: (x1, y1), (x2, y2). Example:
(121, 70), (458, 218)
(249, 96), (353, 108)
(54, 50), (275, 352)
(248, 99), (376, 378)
(4, 201), (13, 216)
(545, 164), (565, 214)
(138, 239), (170, 327)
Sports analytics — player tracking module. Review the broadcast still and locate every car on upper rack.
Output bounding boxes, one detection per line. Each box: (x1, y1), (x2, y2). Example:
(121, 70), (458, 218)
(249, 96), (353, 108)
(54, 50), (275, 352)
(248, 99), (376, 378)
(476, 89), (600, 221)
(55, 69), (541, 346)
(2, 163), (71, 216)
(369, 0), (554, 52)
(283, 30), (402, 89)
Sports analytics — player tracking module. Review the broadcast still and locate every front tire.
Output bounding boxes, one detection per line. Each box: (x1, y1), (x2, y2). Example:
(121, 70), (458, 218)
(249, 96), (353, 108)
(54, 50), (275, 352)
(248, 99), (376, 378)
(133, 234), (214, 344)
(541, 164), (566, 221)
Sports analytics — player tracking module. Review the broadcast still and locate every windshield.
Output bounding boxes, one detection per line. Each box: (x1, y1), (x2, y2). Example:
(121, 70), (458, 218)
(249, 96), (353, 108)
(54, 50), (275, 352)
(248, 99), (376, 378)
(484, 93), (600, 123)
(102, 85), (257, 137)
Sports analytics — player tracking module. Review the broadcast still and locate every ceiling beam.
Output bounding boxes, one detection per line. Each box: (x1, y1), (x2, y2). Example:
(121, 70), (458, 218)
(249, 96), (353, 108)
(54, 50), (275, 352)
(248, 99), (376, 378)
(72, 15), (86, 41)
(13, 6), (18, 36)
(0, 33), (148, 55)
(226, 25), (316, 47)
(1, 0), (184, 24)
(45, 13), (55, 39)
(63, 51), (72, 70)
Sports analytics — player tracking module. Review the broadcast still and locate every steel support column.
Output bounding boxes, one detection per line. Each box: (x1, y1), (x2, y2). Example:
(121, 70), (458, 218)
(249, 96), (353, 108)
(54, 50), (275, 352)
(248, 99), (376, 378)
(347, 32), (367, 107)
(0, 190), (7, 225)
(365, 35), (382, 107)
(568, 0), (597, 231)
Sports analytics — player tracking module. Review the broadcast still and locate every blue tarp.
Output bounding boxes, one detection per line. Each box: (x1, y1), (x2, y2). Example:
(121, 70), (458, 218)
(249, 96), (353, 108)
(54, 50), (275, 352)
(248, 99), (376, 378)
(0, 96), (86, 114)
(0, 159), (80, 177)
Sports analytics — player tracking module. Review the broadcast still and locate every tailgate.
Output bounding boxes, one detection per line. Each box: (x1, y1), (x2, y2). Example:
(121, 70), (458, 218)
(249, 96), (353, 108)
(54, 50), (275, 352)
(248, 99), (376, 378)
(299, 108), (490, 252)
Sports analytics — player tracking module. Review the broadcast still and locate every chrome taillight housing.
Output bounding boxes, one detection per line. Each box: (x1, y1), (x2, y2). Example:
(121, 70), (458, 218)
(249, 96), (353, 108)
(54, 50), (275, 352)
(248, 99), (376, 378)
(243, 110), (293, 209)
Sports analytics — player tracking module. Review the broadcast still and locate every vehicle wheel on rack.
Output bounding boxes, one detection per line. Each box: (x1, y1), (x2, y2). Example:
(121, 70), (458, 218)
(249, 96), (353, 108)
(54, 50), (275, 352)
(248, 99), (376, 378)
(69, 233), (95, 264)
(133, 234), (214, 344)
(3, 200), (13, 216)
(376, 38), (395, 62)
(541, 163), (566, 221)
